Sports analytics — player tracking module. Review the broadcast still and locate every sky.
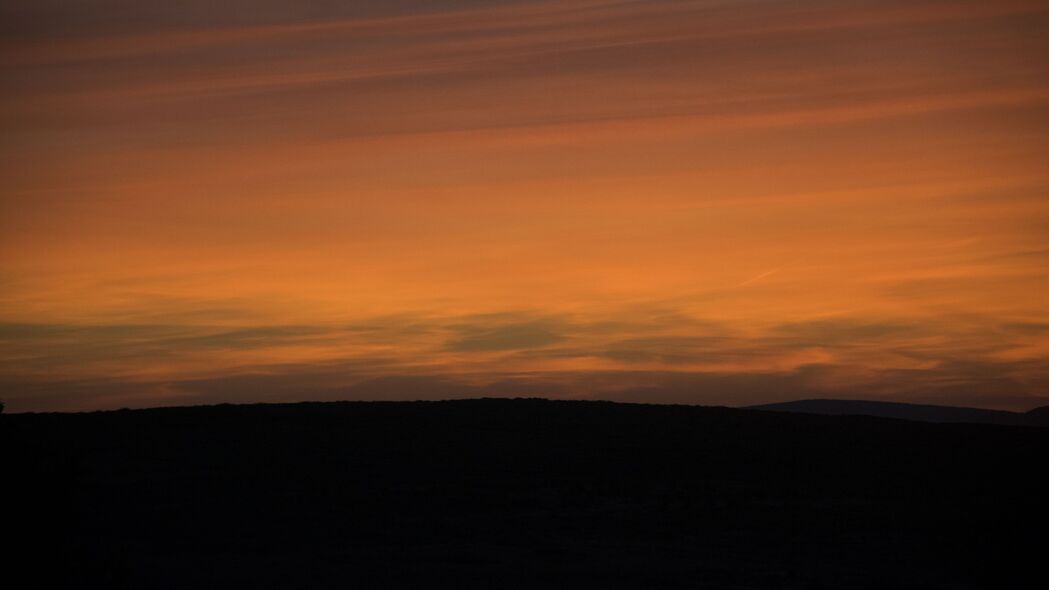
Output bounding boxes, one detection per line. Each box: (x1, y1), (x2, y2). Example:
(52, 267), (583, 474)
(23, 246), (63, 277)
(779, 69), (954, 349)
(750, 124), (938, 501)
(2, 0), (1048, 412)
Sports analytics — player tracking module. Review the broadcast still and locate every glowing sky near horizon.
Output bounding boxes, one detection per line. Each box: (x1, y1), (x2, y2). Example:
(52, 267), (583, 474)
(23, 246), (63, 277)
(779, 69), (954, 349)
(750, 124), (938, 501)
(2, 0), (1048, 412)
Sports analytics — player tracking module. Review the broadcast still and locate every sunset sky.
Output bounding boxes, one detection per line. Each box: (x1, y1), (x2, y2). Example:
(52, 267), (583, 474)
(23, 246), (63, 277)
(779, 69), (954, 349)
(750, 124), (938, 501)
(2, 0), (1048, 412)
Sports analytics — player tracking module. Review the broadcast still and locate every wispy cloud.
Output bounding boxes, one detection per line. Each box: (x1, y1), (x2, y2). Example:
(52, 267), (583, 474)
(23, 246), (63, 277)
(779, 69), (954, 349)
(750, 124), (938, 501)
(3, 305), (1047, 412)
(2, 1), (1048, 412)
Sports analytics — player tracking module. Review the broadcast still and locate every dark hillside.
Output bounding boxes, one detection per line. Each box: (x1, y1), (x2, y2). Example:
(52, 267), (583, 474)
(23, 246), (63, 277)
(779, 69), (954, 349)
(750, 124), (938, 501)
(748, 399), (1038, 426)
(1024, 405), (1049, 426)
(5, 399), (1046, 589)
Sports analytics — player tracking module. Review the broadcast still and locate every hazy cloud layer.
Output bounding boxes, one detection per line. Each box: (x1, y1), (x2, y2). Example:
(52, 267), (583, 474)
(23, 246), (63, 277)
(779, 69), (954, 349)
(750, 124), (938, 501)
(4, 308), (1047, 412)
(2, 0), (1048, 411)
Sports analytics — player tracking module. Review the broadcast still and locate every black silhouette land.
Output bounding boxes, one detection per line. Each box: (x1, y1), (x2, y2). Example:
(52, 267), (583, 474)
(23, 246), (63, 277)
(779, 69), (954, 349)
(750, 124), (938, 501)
(750, 398), (1049, 426)
(5, 398), (1046, 588)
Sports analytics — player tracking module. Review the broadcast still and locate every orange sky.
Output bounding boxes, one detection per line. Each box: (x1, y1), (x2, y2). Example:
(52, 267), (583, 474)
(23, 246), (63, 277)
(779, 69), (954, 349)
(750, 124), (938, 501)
(2, 0), (1048, 412)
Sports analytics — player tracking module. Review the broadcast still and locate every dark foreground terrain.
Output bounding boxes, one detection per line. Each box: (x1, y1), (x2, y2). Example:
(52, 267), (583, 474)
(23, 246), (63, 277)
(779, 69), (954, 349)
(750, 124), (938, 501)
(5, 398), (1046, 589)
(750, 398), (1049, 427)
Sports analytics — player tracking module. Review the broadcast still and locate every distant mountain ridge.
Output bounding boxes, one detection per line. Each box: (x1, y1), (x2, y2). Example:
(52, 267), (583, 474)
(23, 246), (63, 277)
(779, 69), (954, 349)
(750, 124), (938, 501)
(749, 398), (1049, 427)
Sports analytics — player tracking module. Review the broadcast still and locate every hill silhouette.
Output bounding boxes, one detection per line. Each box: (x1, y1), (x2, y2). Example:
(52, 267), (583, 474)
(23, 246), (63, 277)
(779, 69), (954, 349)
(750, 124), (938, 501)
(5, 398), (1046, 588)
(1023, 404), (1049, 426)
(749, 398), (1049, 426)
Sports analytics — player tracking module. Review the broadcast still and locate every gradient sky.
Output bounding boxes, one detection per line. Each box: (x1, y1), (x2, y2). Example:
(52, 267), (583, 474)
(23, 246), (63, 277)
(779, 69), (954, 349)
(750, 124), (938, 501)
(2, 0), (1048, 412)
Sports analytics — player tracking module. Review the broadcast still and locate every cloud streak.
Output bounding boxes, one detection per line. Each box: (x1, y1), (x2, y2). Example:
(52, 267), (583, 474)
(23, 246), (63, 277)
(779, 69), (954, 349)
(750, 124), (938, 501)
(3, 308), (1047, 412)
(2, 1), (1048, 412)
